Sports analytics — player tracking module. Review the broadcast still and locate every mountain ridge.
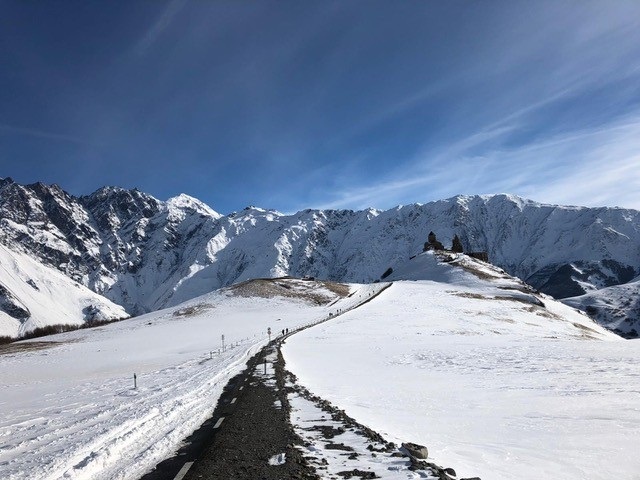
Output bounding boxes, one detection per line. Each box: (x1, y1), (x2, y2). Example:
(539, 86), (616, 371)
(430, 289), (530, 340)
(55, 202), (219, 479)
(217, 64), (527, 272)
(0, 178), (638, 337)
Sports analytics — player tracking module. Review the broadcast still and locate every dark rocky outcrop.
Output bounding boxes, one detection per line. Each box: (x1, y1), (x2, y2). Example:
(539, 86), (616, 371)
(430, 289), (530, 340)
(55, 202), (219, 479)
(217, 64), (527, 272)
(0, 284), (30, 320)
(468, 252), (489, 262)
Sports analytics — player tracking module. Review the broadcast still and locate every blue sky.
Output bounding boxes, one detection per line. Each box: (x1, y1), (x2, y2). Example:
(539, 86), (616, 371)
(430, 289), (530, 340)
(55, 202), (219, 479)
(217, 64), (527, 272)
(1, 0), (640, 213)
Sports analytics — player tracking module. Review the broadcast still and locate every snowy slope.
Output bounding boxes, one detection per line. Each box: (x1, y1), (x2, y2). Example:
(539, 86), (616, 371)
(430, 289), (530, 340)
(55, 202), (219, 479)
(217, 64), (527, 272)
(385, 250), (617, 341)
(0, 278), (372, 480)
(283, 253), (637, 480)
(1, 178), (639, 334)
(0, 244), (127, 338)
(563, 276), (640, 337)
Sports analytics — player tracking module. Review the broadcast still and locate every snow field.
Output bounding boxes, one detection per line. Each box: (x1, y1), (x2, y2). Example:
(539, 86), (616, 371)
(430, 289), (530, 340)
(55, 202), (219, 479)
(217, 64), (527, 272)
(1, 281), (378, 480)
(283, 280), (639, 480)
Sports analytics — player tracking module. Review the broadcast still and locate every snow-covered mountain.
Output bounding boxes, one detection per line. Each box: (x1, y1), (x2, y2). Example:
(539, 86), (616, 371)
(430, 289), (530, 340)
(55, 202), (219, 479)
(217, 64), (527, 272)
(0, 243), (127, 339)
(563, 277), (640, 337)
(0, 177), (638, 337)
(0, 178), (221, 317)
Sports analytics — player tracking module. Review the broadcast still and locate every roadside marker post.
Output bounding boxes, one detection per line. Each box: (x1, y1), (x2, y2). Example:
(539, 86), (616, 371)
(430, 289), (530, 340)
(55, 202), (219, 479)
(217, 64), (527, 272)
(221, 334), (225, 352)
(267, 327), (271, 342)
(133, 373), (137, 390)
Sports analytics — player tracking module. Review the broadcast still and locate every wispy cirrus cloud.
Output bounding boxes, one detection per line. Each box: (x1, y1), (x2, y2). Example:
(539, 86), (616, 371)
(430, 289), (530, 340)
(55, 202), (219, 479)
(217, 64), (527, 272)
(308, 113), (640, 211)
(0, 123), (94, 146)
(3, 1), (640, 213)
(295, 1), (640, 212)
(134, 0), (189, 56)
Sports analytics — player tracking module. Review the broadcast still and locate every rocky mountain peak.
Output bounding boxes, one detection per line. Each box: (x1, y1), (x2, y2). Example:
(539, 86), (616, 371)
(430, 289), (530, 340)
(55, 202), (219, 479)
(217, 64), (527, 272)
(166, 193), (221, 219)
(0, 180), (639, 335)
(0, 177), (15, 188)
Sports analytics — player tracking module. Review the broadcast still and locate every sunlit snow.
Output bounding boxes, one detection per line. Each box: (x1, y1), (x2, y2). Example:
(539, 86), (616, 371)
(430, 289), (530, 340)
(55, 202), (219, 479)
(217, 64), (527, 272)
(2, 252), (638, 480)
(283, 255), (639, 480)
(0, 280), (374, 480)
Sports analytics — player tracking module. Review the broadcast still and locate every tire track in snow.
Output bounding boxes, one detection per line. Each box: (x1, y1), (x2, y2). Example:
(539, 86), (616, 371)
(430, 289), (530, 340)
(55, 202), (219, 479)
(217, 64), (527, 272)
(1, 340), (264, 480)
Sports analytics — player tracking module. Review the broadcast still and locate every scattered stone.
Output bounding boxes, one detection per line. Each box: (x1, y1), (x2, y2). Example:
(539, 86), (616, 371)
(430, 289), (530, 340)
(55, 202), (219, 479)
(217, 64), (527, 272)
(307, 425), (345, 439)
(366, 443), (387, 453)
(325, 442), (354, 451)
(281, 336), (480, 480)
(337, 469), (378, 479)
(401, 442), (429, 459)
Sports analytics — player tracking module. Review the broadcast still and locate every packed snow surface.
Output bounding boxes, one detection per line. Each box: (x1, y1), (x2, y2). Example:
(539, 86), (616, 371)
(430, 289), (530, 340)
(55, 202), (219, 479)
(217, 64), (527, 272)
(283, 253), (638, 480)
(0, 278), (368, 480)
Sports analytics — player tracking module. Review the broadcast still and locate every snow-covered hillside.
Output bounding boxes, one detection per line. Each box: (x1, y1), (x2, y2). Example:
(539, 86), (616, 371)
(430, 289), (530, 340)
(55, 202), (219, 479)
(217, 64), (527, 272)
(0, 244), (127, 338)
(283, 253), (638, 480)
(563, 276), (640, 337)
(0, 278), (370, 479)
(1, 177), (639, 336)
(1, 255), (637, 480)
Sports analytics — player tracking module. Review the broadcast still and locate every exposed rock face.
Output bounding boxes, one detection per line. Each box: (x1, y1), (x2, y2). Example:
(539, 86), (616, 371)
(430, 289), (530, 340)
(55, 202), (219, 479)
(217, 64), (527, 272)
(0, 284), (30, 320)
(468, 252), (489, 262)
(0, 242), (128, 338)
(563, 276), (640, 338)
(0, 179), (639, 333)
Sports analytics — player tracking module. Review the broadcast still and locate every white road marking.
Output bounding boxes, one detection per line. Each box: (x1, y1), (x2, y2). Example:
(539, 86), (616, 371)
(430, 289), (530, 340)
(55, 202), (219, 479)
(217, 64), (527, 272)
(213, 417), (225, 429)
(173, 461), (194, 480)
(231, 397), (237, 404)
(239, 386), (244, 391)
